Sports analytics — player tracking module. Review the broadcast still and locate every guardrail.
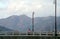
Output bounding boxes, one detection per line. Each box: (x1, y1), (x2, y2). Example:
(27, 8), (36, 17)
(0, 31), (60, 39)
(0, 31), (60, 36)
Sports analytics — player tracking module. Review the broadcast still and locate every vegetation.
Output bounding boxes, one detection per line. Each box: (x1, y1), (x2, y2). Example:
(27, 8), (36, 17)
(0, 36), (60, 39)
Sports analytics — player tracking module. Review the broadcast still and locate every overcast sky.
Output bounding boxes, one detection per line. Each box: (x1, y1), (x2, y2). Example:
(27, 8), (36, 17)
(0, 0), (60, 19)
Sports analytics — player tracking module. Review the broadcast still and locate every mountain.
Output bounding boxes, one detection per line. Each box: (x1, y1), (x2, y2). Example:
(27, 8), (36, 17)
(0, 15), (60, 32)
(0, 25), (13, 31)
(0, 15), (31, 32)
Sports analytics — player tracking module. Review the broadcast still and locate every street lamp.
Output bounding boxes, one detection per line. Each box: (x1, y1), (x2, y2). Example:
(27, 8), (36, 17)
(32, 12), (34, 35)
(54, 0), (57, 36)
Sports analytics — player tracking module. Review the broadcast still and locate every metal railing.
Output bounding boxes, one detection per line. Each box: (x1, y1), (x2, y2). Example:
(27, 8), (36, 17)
(0, 31), (60, 39)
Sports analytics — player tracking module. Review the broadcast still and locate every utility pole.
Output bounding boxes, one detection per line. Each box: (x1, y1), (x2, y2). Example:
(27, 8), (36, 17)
(54, 0), (57, 37)
(32, 12), (34, 35)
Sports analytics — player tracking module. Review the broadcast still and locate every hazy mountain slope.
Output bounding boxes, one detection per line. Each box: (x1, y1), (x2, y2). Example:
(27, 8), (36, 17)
(0, 15), (31, 32)
(0, 15), (60, 32)
(0, 25), (13, 31)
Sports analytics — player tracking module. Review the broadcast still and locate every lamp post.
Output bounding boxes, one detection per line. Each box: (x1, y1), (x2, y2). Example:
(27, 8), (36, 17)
(32, 12), (34, 35)
(54, 0), (57, 37)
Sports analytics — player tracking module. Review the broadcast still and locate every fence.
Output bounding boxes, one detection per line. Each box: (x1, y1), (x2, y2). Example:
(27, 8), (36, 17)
(0, 31), (60, 39)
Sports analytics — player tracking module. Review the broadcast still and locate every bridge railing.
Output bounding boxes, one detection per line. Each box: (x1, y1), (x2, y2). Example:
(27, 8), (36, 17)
(0, 31), (60, 36)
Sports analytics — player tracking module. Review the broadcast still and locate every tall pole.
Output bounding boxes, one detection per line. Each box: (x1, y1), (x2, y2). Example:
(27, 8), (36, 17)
(32, 12), (34, 35)
(55, 0), (57, 36)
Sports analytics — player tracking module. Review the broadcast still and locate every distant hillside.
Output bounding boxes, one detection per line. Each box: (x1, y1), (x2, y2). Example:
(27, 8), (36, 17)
(0, 15), (60, 32)
(0, 25), (13, 31)
(0, 15), (31, 32)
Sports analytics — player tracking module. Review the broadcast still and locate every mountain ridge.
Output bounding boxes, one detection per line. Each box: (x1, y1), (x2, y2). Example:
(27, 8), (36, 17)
(0, 15), (60, 32)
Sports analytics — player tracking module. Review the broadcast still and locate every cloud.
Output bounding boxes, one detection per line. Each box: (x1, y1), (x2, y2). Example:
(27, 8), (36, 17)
(0, 0), (60, 18)
(7, 0), (42, 12)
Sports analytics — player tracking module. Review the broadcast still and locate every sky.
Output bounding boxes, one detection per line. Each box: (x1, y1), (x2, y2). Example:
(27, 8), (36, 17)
(0, 0), (60, 19)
